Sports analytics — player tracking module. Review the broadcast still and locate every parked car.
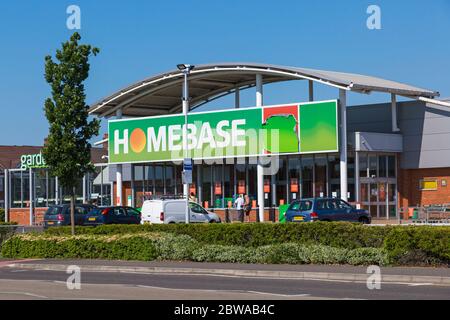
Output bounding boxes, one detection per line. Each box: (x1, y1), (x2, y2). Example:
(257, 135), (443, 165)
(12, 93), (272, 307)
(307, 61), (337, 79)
(43, 204), (96, 228)
(285, 198), (371, 224)
(84, 206), (141, 226)
(141, 199), (221, 224)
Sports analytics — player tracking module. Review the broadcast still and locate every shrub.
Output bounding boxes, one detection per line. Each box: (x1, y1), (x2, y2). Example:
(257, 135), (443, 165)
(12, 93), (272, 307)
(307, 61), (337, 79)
(2, 232), (389, 266)
(44, 222), (391, 249)
(1, 233), (163, 261)
(0, 223), (19, 251)
(384, 226), (450, 265)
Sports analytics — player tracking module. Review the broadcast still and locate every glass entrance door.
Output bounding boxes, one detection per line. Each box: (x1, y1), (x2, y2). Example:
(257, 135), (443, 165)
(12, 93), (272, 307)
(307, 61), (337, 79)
(359, 154), (397, 219)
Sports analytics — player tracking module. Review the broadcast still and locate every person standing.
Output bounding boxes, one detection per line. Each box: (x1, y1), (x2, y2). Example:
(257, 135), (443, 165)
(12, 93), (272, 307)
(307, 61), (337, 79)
(244, 194), (251, 222)
(189, 192), (198, 203)
(234, 194), (245, 222)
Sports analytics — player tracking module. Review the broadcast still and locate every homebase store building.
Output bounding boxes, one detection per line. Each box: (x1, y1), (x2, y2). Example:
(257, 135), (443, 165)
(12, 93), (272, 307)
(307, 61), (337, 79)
(3, 63), (450, 224)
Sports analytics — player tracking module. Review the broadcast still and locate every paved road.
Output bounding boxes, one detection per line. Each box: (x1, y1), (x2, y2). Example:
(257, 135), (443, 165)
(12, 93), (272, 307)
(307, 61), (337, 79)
(0, 261), (449, 300)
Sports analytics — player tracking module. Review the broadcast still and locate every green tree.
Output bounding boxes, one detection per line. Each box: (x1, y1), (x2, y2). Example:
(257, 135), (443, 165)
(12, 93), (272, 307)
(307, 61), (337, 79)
(43, 32), (100, 235)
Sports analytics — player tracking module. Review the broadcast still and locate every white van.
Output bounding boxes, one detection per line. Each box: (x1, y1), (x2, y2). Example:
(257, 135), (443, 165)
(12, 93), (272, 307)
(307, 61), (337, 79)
(140, 199), (221, 224)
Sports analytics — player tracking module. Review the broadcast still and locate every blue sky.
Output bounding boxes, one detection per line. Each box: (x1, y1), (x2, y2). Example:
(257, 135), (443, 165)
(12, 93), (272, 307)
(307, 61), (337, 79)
(0, 0), (449, 146)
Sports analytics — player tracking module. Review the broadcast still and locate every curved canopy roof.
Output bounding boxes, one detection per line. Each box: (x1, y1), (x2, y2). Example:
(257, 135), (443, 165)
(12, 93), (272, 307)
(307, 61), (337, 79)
(89, 62), (439, 118)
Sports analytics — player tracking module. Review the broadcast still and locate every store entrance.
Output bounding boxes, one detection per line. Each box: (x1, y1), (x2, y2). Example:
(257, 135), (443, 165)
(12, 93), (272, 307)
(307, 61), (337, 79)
(358, 154), (397, 219)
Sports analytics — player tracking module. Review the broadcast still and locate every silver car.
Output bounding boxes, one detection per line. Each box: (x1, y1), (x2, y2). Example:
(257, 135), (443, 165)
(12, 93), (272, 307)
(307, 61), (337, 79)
(141, 199), (221, 224)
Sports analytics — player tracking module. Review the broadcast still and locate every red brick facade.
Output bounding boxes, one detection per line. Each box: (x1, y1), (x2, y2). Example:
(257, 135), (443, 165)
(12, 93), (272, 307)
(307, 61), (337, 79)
(398, 167), (450, 208)
(9, 207), (47, 225)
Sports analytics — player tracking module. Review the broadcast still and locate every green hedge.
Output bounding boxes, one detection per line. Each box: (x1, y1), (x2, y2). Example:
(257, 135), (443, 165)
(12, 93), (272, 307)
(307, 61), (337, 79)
(384, 226), (450, 266)
(0, 223), (19, 251)
(1, 232), (389, 266)
(40, 223), (450, 265)
(44, 222), (390, 249)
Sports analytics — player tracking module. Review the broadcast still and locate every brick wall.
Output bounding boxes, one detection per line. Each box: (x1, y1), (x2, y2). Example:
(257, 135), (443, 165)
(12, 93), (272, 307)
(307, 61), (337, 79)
(398, 167), (450, 208)
(9, 207), (47, 225)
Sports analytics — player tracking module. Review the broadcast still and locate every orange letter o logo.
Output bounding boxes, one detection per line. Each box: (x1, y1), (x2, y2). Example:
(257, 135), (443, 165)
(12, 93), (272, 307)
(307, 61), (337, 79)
(130, 128), (146, 153)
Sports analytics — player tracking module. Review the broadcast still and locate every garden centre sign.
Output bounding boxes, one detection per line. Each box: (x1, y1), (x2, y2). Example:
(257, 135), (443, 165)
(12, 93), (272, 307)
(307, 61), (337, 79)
(20, 152), (47, 169)
(108, 100), (338, 164)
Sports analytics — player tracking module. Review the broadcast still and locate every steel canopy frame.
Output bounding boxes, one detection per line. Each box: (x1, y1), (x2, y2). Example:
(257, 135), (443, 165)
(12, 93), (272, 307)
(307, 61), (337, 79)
(89, 63), (441, 119)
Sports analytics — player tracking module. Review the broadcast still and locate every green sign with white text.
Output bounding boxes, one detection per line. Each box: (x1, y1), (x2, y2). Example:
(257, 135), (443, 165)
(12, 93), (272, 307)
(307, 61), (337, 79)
(20, 152), (47, 169)
(108, 100), (338, 164)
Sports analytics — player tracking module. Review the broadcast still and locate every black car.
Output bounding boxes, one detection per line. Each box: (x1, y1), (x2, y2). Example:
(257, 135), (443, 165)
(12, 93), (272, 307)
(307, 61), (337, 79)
(43, 204), (97, 228)
(84, 206), (141, 226)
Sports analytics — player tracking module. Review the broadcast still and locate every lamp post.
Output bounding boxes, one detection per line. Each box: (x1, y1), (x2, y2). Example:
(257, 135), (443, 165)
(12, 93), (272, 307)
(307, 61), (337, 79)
(177, 64), (195, 224)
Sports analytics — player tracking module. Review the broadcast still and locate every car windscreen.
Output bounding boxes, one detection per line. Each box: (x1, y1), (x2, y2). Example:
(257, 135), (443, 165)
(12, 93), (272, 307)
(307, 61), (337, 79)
(88, 208), (102, 215)
(290, 200), (313, 211)
(45, 206), (62, 215)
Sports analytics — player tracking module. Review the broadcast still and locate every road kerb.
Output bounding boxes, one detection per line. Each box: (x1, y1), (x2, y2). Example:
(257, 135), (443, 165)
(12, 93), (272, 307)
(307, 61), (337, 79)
(6, 263), (450, 286)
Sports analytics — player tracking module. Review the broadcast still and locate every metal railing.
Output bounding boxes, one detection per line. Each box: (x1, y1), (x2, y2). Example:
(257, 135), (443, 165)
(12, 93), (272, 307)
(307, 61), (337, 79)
(399, 204), (450, 225)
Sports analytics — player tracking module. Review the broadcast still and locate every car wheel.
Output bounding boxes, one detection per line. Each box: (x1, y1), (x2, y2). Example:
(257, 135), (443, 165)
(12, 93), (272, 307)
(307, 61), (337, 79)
(209, 220), (216, 223)
(359, 217), (370, 224)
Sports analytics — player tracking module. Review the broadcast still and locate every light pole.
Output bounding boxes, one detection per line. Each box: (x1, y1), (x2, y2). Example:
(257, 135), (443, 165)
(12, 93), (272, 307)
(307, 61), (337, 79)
(177, 64), (195, 224)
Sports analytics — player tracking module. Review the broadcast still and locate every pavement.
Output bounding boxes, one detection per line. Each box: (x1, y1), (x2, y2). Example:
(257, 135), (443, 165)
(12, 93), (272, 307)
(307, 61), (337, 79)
(0, 259), (449, 300)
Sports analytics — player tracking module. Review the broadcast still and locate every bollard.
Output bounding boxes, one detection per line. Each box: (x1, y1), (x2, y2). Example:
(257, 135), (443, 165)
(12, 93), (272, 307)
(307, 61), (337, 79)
(225, 208), (230, 223)
(256, 207), (260, 223)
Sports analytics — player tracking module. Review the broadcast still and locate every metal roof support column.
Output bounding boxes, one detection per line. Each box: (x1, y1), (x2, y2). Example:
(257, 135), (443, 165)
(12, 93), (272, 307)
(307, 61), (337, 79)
(309, 80), (314, 102)
(29, 168), (34, 225)
(235, 87), (240, 109)
(256, 74), (265, 222)
(4, 169), (8, 222)
(82, 174), (87, 204)
(339, 89), (348, 202)
(116, 108), (123, 206)
(391, 94), (400, 132)
(55, 176), (59, 205)
(131, 164), (135, 207)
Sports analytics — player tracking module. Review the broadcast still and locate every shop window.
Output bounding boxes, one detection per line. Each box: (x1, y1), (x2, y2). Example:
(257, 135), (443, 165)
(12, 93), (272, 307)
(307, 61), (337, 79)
(359, 154), (368, 178)
(276, 157), (287, 206)
(369, 155), (377, 178)
(201, 166), (212, 208)
(175, 165), (183, 197)
(378, 156), (387, 178)
(236, 160), (246, 196)
(348, 183), (355, 202)
(379, 205), (387, 219)
(154, 165), (164, 195)
(347, 155), (355, 179)
(328, 154), (340, 179)
(165, 165), (175, 195)
(370, 183), (377, 202)
(288, 157), (300, 202)
(388, 156), (396, 178)
(247, 163), (256, 205)
(419, 179), (438, 191)
(213, 165), (223, 208)
(11, 171), (24, 208)
(360, 183), (368, 202)
(388, 184), (396, 202)
(34, 169), (47, 208)
(302, 156), (313, 198)
(314, 156), (327, 198)
(223, 164), (234, 208)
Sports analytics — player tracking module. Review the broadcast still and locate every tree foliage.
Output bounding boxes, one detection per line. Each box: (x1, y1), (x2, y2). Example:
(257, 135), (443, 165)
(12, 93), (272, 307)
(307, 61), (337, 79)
(43, 32), (100, 190)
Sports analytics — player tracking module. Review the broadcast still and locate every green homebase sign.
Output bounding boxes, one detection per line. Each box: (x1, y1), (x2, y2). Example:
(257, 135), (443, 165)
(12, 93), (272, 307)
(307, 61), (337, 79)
(108, 100), (338, 164)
